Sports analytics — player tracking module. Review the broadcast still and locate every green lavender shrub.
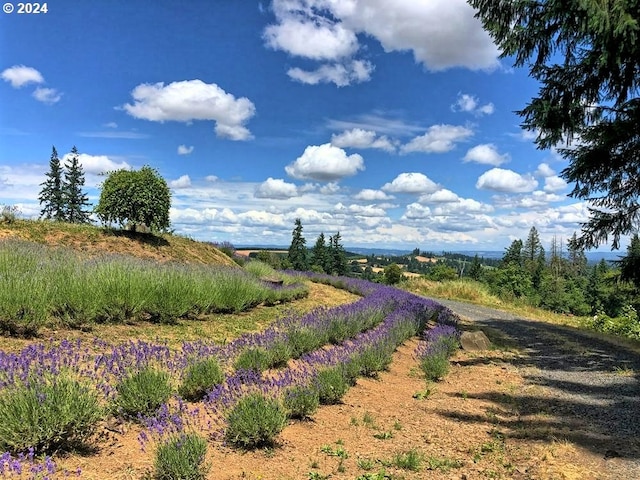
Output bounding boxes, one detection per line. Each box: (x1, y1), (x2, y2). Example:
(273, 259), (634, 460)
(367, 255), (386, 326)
(112, 367), (172, 419)
(0, 373), (102, 454)
(178, 357), (224, 402)
(154, 433), (210, 480)
(225, 393), (287, 448)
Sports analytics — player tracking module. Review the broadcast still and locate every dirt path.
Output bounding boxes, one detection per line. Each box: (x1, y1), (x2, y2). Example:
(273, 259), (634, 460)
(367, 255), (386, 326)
(434, 298), (640, 479)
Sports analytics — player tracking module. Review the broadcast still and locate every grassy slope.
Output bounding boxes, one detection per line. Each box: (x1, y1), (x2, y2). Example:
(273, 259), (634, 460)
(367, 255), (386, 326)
(0, 219), (237, 266)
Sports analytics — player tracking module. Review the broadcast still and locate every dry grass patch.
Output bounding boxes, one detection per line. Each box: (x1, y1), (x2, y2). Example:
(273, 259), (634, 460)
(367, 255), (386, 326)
(0, 219), (236, 266)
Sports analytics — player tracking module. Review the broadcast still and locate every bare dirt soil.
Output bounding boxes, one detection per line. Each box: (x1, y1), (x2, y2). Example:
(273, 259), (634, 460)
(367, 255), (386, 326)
(52, 300), (640, 480)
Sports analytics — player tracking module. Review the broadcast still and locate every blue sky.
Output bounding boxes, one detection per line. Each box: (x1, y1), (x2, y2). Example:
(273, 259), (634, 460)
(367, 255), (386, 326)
(0, 0), (619, 252)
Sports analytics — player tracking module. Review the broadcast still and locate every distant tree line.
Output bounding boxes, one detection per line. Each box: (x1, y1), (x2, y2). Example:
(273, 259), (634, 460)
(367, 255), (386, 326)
(476, 227), (640, 318)
(287, 218), (348, 275)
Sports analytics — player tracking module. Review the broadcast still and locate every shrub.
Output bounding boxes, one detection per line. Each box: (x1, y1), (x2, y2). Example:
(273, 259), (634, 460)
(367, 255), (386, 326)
(225, 393), (287, 448)
(327, 319), (352, 344)
(0, 373), (102, 454)
(154, 433), (209, 480)
(340, 358), (361, 387)
(0, 205), (19, 224)
(419, 350), (450, 381)
(234, 348), (271, 373)
(112, 367), (173, 419)
(315, 367), (349, 405)
(425, 325), (460, 358)
(282, 385), (320, 419)
(356, 345), (393, 378)
(266, 340), (293, 369)
(178, 358), (225, 402)
(243, 260), (277, 279)
(436, 335), (460, 357)
(287, 327), (324, 358)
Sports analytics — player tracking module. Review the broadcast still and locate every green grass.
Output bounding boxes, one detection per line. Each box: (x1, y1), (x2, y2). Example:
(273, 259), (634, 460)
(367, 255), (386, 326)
(405, 277), (594, 329)
(391, 449), (424, 471)
(0, 240), (308, 334)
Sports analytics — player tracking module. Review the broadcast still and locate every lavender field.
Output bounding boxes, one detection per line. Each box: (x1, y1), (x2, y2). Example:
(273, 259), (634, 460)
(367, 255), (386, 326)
(0, 269), (459, 479)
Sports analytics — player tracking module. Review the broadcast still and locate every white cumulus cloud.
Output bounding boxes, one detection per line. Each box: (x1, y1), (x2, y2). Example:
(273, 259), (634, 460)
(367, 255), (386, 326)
(332, 0), (500, 71)
(463, 144), (509, 166)
(403, 202), (432, 219)
(476, 168), (538, 193)
(121, 79), (256, 140)
(544, 176), (568, 193)
(419, 189), (460, 203)
(255, 177), (299, 199)
(382, 172), (439, 194)
(265, 0), (499, 87)
(285, 143), (364, 181)
(1, 65), (44, 88)
(287, 60), (374, 87)
(264, 16), (358, 60)
(331, 128), (395, 152)
(32, 87), (62, 104)
(177, 145), (194, 155)
(451, 93), (494, 116)
(61, 152), (131, 176)
(170, 175), (192, 189)
(535, 162), (556, 177)
(353, 189), (393, 201)
(401, 124), (473, 154)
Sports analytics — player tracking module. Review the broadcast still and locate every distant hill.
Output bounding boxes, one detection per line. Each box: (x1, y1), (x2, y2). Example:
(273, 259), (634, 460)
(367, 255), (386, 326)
(0, 220), (237, 266)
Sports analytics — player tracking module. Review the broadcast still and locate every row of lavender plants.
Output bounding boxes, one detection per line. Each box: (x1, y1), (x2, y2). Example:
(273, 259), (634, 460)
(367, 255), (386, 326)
(415, 324), (461, 382)
(0, 274), (458, 479)
(0, 241), (307, 334)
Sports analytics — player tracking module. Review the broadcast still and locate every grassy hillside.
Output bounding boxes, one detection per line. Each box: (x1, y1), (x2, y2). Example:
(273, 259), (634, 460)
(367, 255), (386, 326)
(0, 219), (236, 266)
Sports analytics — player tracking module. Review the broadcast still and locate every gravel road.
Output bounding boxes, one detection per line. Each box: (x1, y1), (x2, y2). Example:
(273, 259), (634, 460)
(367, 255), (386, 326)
(432, 298), (640, 479)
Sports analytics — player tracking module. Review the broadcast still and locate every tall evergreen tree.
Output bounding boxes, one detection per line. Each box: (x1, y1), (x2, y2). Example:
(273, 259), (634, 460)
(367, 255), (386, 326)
(38, 146), (66, 221)
(617, 234), (640, 289)
(328, 232), (347, 276)
(287, 218), (308, 271)
(567, 232), (588, 277)
(502, 239), (523, 266)
(311, 232), (329, 273)
(470, 0), (640, 249)
(523, 227), (544, 265)
(548, 235), (565, 278)
(522, 227), (546, 289)
(63, 146), (92, 223)
(469, 254), (483, 281)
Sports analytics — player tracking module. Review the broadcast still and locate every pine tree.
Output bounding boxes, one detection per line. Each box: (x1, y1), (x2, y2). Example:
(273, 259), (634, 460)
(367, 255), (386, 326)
(328, 232), (347, 276)
(567, 232), (588, 277)
(617, 234), (640, 289)
(63, 146), (92, 224)
(502, 239), (523, 266)
(470, 0), (640, 248)
(311, 232), (329, 273)
(469, 254), (483, 281)
(39, 146), (66, 221)
(287, 218), (308, 271)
